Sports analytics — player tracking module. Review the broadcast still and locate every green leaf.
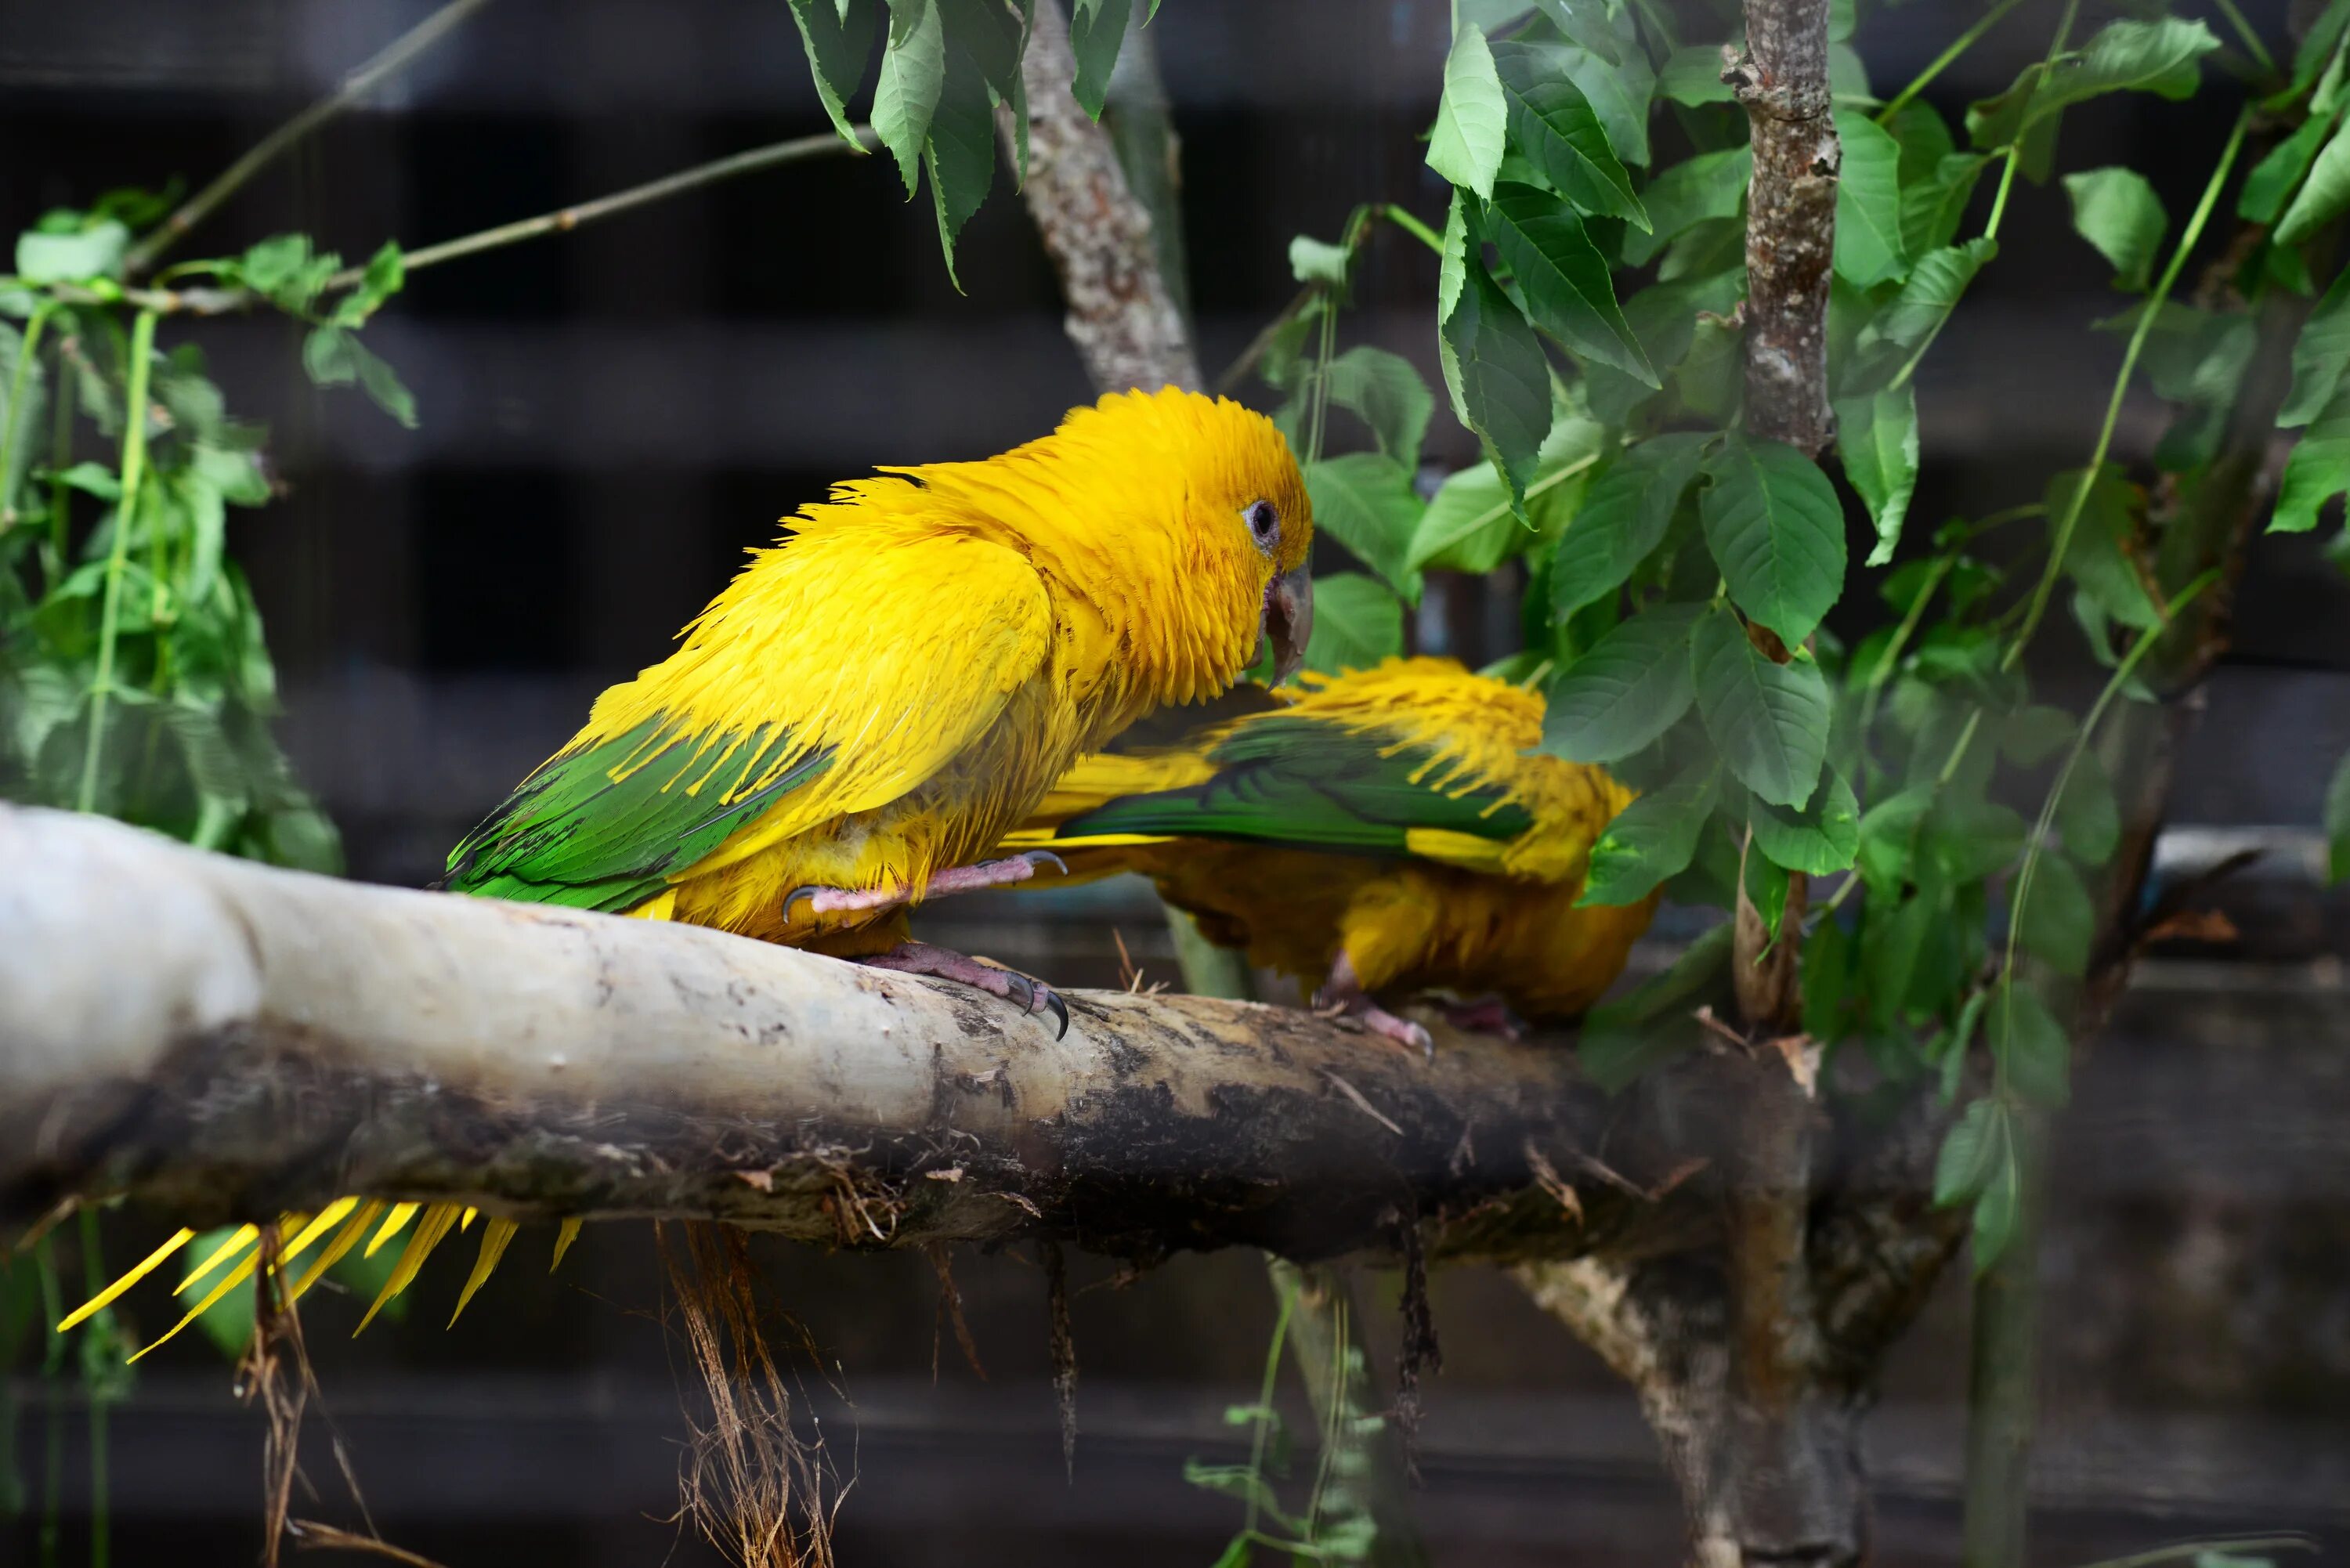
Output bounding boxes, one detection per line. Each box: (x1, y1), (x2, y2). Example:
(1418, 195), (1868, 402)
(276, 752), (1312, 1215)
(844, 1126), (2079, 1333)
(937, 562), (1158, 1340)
(1622, 148), (1749, 267)
(1428, 24), (1509, 201)
(1971, 1140), (2021, 1274)
(1410, 413), (1604, 573)
(2323, 747), (2350, 884)
(1836, 382), (1919, 567)
(873, 0), (948, 196)
(1306, 453), (1426, 602)
(1690, 606), (1832, 809)
(1751, 768), (1860, 874)
(2001, 705), (2076, 768)
(1560, 38), (1654, 169)
(2240, 107), (2339, 225)
(1993, 978), (2070, 1108)
(1856, 783), (1932, 892)
(2055, 749), (2120, 865)
(1323, 345), (1434, 464)
(2108, 302), (2256, 408)
(1833, 110), (1907, 288)
(2016, 853), (2094, 975)
(1933, 1097), (2007, 1206)
(1876, 237), (1996, 352)
(1441, 252), (1553, 507)
(1966, 18), (2219, 151)
(331, 240), (407, 327)
(1300, 573), (1405, 677)
(2282, 265), (2350, 428)
(1697, 435), (1848, 645)
(1802, 913), (1856, 1041)
(188, 1225), (258, 1358)
(1490, 42), (1650, 227)
(1438, 190), (1469, 323)
(1743, 848), (1791, 938)
(787, 0), (883, 144)
(1068, 0), (1132, 117)
(1289, 235), (1352, 286)
(1900, 153), (1989, 258)
(1658, 46), (1733, 105)
(1549, 432), (1710, 620)
(2047, 464), (2160, 627)
(2278, 124), (2350, 245)
(343, 334), (417, 428)
(921, 0), (1010, 283)
(1485, 184), (1656, 385)
(2063, 167), (2166, 291)
(1542, 602), (1703, 762)
(1578, 923), (1734, 1092)
(15, 219), (128, 284)
(1534, 0), (1622, 65)
(1580, 765), (1717, 906)
(2273, 381), (2350, 533)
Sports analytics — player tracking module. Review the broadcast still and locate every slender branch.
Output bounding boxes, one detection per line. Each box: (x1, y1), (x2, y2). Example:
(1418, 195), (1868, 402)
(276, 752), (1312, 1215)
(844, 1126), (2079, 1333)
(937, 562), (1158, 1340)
(75, 309), (157, 815)
(124, 0), (500, 276)
(0, 304), (52, 529)
(326, 128), (877, 287)
(1875, 0), (2030, 127)
(2209, 0), (2277, 75)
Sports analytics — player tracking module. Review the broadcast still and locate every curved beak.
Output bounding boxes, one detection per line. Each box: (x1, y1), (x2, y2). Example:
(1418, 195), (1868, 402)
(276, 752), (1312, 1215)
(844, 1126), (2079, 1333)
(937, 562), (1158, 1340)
(1260, 568), (1314, 685)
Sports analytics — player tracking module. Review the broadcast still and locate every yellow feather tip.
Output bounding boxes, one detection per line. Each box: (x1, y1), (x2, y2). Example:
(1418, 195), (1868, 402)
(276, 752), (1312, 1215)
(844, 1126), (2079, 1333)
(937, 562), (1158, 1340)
(56, 1227), (193, 1333)
(355, 1203), (461, 1337)
(552, 1217), (582, 1272)
(449, 1219), (519, 1327)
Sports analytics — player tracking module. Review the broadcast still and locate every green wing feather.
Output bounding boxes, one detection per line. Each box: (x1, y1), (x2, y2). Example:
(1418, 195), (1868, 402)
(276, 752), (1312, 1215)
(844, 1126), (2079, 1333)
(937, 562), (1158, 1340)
(443, 716), (834, 911)
(1055, 716), (1530, 854)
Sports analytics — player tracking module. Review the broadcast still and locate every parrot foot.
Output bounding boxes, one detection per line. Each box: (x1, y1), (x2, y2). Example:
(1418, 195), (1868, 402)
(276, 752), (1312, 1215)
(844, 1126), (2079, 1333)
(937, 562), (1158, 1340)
(1314, 952), (1434, 1060)
(1437, 995), (1524, 1041)
(860, 941), (1070, 1039)
(785, 852), (1068, 919)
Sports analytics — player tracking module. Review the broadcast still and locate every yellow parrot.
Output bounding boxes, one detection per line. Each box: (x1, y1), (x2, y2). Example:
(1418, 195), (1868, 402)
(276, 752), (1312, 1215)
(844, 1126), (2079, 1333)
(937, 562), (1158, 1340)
(61, 386), (1315, 1348)
(1000, 657), (1658, 1053)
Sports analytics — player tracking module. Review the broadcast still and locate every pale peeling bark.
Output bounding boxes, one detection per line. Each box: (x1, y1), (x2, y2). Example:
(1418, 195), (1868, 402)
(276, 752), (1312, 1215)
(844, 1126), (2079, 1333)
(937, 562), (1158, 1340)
(999, 2), (1200, 396)
(1726, 0), (1839, 456)
(0, 806), (1644, 1259)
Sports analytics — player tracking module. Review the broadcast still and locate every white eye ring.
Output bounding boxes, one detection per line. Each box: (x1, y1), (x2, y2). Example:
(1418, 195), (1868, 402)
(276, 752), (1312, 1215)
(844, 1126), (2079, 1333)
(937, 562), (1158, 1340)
(1245, 499), (1280, 550)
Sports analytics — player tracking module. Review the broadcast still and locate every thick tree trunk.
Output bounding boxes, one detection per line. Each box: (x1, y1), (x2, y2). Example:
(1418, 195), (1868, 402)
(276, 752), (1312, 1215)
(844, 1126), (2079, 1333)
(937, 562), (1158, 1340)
(0, 804), (1661, 1261)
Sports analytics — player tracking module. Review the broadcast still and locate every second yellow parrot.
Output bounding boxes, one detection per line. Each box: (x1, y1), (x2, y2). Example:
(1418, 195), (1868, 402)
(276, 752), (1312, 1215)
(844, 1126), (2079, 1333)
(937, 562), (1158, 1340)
(1001, 657), (1658, 1053)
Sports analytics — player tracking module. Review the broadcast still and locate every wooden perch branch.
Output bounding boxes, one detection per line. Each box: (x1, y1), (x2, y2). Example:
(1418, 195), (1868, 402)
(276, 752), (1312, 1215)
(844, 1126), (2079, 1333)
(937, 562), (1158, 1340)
(0, 806), (1631, 1262)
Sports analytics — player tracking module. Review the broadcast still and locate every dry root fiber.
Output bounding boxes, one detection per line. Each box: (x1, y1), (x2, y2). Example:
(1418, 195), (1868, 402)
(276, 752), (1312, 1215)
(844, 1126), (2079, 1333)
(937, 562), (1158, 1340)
(659, 1223), (843, 1568)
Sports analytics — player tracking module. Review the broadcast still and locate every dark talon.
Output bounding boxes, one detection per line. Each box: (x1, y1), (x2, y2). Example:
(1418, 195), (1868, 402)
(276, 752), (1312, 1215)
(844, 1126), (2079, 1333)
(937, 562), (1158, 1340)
(1044, 992), (1070, 1039)
(783, 885), (822, 919)
(1003, 974), (1036, 1013)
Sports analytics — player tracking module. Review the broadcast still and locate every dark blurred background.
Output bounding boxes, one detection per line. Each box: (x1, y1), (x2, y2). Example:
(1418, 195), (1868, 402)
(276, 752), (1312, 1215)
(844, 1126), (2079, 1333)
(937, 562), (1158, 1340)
(4, 1), (2348, 1563)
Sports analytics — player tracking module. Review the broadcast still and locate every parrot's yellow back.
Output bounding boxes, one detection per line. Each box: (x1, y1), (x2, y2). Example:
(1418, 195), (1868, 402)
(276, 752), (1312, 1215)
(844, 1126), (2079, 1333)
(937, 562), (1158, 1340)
(1004, 658), (1658, 1022)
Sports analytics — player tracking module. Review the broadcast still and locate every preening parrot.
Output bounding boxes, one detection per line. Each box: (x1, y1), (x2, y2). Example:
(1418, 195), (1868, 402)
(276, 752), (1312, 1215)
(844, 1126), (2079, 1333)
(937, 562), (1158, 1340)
(1000, 657), (1658, 1053)
(62, 387), (1315, 1349)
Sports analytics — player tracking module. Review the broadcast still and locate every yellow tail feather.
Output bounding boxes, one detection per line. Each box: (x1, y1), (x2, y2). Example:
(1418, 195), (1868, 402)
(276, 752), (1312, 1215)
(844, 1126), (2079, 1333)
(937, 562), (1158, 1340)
(176, 1223), (259, 1295)
(552, 1217), (582, 1271)
(285, 1201), (387, 1306)
(356, 1203), (461, 1336)
(366, 1201), (421, 1258)
(57, 1227), (194, 1332)
(450, 1219), (519, 1326)
(130, 1214), (313, 1364)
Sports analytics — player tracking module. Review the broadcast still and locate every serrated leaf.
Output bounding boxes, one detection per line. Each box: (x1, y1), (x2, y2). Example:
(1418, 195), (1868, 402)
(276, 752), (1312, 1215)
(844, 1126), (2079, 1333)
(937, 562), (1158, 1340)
(1580, 765), (1716, 906)
(1300, 573), (1404, 676)
(1751, 768), (1860, 874)
(2046, 464), (2161, 628)
(1622, 147), (1749, 267)
(1306, 453), (1425, 602)
(1550, 432), (1709, 620)
(2016, 853), (2094, 975)
(1837, 382), (1918, 567)
(2063, 167), (2165, 291)
(2282, 266), (2350, 428)
(1486, 184), (1656, 385)
(1834, 110), (1907, 288)
(1877, 237), (1997, 354)
(873, 0), (947, 196)
(1442, 253), (1553, 506)
(1535, 0), (1622, 64)
(2279, 125), (2350, 245)
(1323, 345), (1433, 464)
(2272, 381), (2350, 533)
(1698, 435), (1848, 645)
(1691, 607), (1832, 807)
(1438, 190), (1469, 323)
(1967, 18), (2219, 151)
(1542, 602), (1703, 761)
(1429, 24), (1509, 201)
(1993, 978), (2070, 1108)
(1559, 38), (1654, 168)
(1934, 1097), (2006, 1205)
(2240, 107), (2339, 226)
(2324, 747), (2350, 884)
(787, 0), (883, 144)
(1491, 41), (1650, 227)
(922, 0), (1009, 281)
(2055, 750), (2120, 865)
(1068, 0), (1131, 118)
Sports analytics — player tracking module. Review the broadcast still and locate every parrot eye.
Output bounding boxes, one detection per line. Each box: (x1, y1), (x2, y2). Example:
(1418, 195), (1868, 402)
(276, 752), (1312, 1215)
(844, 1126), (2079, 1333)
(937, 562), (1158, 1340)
(1244, 499), (1280, 551)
